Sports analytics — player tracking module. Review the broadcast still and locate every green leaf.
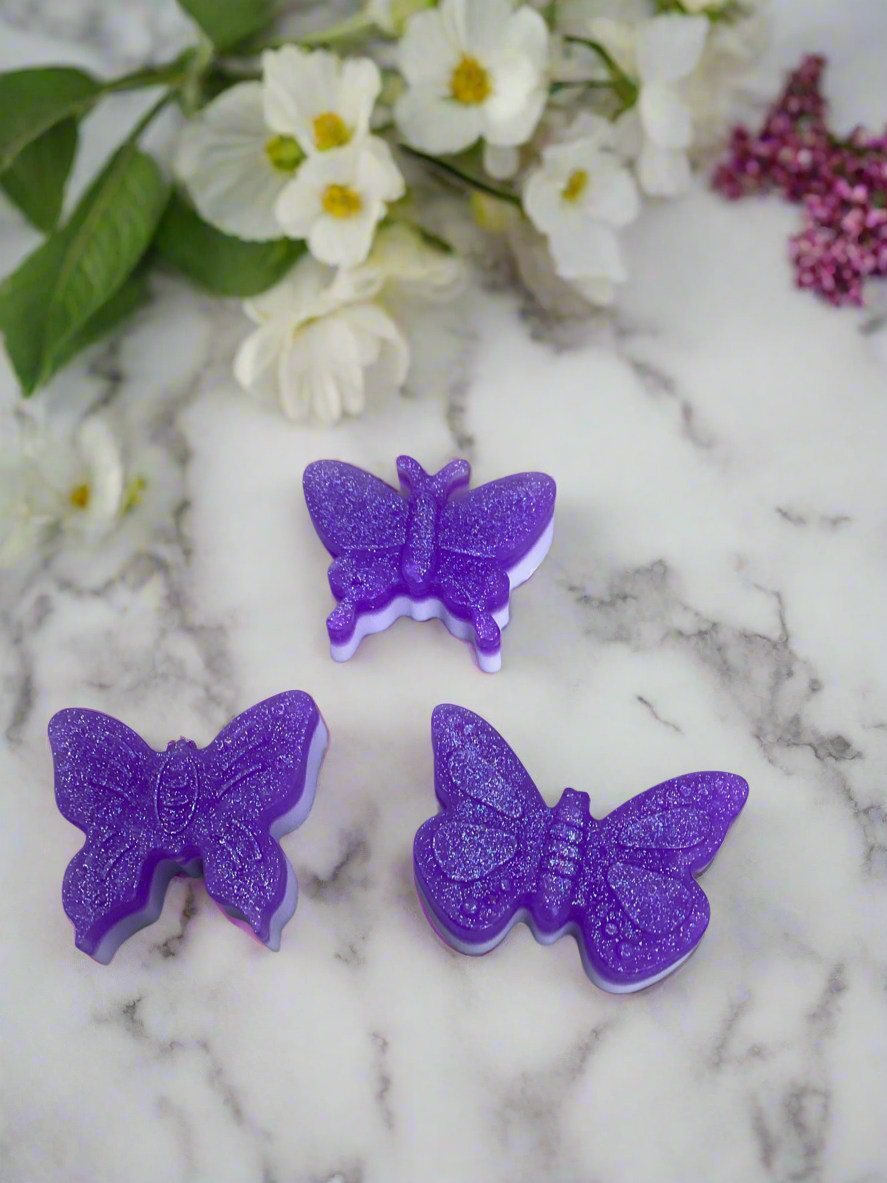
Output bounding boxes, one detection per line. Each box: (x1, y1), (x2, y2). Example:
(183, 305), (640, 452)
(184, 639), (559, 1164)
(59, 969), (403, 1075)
(177, 0), (276, 50)
(0, 144), (168, 393)
(50, 267), (151, 374)
(0, 66), (100, 173)
(154, 190), (303, 297)
(0, 118), (79, 232)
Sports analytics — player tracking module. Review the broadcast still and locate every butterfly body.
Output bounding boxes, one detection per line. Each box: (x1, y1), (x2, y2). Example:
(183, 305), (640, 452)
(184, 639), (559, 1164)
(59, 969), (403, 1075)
(414, 706), (748, 992)
(155, 740), (201, 837)
(303, 456), (556, 672)
(49, 692), (327, 963)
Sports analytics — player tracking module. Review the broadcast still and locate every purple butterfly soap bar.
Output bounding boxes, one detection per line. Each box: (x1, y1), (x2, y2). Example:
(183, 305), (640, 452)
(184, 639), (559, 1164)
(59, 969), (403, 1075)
(48, 692), (328, 964)
(414, 706), (748, 992)
(303, 456), (556, 672)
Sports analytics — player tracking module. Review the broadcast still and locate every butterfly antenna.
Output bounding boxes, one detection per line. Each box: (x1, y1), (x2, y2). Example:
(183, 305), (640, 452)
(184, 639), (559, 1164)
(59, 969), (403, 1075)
(395, 455), (430, 497)
(429, 459), (471, 505)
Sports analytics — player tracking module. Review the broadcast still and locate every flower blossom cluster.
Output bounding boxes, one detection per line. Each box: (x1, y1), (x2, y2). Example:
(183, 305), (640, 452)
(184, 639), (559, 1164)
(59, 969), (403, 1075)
(714, 54), (887, 306)
(172, 0), (765, 422)
(0, 0), (767, 569)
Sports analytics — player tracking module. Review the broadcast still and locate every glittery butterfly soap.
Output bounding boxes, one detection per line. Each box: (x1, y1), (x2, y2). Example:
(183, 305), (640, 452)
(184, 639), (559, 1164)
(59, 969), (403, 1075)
(414, 705), (748, 992)
(49, 692), (328, 963)
(303, 455), (556, 671)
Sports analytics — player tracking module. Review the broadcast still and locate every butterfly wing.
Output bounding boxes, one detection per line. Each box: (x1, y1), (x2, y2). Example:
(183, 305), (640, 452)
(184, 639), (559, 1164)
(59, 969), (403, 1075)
(577, 772), (749, 992)
(436, 473), (556, 661)
(414, 705), (548, 953)
(194, 691), (327, 950)
(48, 708), (164, 963)
(303, 460), (409, 648)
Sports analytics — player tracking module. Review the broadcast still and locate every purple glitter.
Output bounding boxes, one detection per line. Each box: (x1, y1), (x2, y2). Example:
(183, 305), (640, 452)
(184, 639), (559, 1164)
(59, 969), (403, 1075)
(48, 692), (328, 963)
(303, 456), (556, 672)
(414, 706), (748, 992)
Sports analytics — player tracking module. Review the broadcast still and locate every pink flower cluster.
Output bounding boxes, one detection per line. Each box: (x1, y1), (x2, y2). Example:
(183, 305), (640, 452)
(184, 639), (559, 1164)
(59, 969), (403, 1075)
(714, 55), (887, 306)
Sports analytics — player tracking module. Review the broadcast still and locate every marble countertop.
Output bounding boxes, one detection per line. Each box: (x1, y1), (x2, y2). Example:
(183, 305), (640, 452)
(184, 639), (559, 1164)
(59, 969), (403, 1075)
(2, 2), (887, 1181)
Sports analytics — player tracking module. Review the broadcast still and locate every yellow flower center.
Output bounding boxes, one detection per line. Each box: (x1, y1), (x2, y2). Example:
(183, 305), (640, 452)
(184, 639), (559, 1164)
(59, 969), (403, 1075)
(69, 483), (91, 510)
(313, 112), (351, 151)
(265, 134), (304, 173)
(450, 55), (491, 105)
(322, 184), (363, 218)
(562, 169), (589, 203)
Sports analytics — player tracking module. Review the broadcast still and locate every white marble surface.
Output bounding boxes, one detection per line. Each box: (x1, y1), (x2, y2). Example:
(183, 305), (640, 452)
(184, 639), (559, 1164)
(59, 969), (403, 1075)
(3, 2), (887, 1181)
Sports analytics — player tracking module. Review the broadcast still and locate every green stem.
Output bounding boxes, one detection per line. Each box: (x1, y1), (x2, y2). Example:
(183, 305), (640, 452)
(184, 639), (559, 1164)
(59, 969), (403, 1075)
(103, 53), (193, 93)
(127, 90), (176, 143)
(400, 145), (521, 206)
(258, 8), (375, 50)
(549, 78), (619, 95)
(563, 35), (639, 108)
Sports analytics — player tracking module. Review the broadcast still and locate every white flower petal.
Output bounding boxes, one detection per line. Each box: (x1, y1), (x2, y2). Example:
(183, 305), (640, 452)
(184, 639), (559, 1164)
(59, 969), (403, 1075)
(637, 139), (691, 195)
(613, 107), (644, 160)
(276, 339), (312, 421)
(484, 143), (520, 180)
(275, 174), (319, 240)
(234, 321), (289, 390)
(582, 162), (640, 228)
(571, 275), (615, 305)
(454, 0), (514, 56)
(359, 136), (406, 202)
(498, 4), (549, 71)
(309, 210), (378, 268)
(175, 82), (286, 241)
(484, 52), (537, 123)
(398, 6), (459, 89)
(587, 17), (637, 77)
(523, 168), (564, 236)
(561, 111), (615, 150)
(262, 45), (312, 139)
(395, 88), (482, 153)
(310, 317), (364, 421)
(640, 80), (692, 148)
(549, 220), (626, 282)
(341, 302), (410, 386)
(351, 223), (466, 300)
(635, 14), (708, 84)
(483, 84), (546, 146)
(340, 57), (383, 138)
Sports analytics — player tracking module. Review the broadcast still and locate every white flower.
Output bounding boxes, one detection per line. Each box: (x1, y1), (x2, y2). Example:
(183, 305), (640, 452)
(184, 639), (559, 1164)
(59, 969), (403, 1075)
(175, 82), (302, 241)
(175, 48), (388, 242)
(394, 0), (549, 156)
(523, 114), (639, 291)
(234, 256), (409, 424)
(592, 14), (709, 195)
(0, 416), (128, 566)
(635, 15), (709, 193)
(351, 222), (467, 299)
(483, 144), (521, 180)
(262, 46), (381, 155)
(682, 6), (770, 150)
(275, 138), (405, 267)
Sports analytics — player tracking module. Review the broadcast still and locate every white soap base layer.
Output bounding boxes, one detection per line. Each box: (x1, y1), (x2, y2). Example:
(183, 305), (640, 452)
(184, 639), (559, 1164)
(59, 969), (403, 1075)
(415, 878), (697, 994)
(87, 716), (329, 964)
(329, 516), (555, 673)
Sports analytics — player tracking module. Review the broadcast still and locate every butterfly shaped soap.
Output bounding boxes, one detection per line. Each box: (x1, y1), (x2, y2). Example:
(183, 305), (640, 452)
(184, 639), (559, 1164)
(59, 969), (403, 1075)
(303, 455), (556, 672)
(48, 692), (327, 963)
(414, 705), (748, 992)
